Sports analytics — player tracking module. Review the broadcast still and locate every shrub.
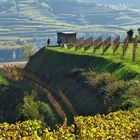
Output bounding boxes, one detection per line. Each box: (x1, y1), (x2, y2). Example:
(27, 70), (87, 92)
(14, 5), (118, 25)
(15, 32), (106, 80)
(75, 108), (140, 140)
(1, 109), (140, 139)
(0, 120), (42, 139)
(18, 90), (40, 121)
(84, 73), (140, 113)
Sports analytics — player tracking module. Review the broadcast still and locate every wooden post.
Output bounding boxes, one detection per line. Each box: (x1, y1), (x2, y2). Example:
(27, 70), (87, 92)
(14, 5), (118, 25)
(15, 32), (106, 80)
(132, 38), (137, 62)
(113, 35), (120, 54)
(122, 36), (129, 57)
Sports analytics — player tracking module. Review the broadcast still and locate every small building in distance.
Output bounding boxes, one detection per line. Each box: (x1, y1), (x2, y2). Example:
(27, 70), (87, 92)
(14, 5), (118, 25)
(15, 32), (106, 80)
(57, 31), (77, 45)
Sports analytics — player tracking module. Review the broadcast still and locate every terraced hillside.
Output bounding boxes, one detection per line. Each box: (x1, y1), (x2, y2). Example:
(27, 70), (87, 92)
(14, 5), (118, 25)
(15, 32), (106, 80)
(0, 0), (84, 48)
(0, 0), (90, 47)
(0, 0), (62, 47)
(1, 0), (140, 48)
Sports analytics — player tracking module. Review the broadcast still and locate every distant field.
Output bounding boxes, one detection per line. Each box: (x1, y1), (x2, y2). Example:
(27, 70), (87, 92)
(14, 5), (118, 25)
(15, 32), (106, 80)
(0, 45), (22, 49)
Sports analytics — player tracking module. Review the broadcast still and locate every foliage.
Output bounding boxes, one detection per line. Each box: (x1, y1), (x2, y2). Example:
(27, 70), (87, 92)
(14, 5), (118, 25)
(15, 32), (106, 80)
(127, 29), (134, 40)
(74, 108), (140, 140)
(17, 89), (58, 126)
(0, 73), (58, 126)
(0, 109), (140, 139)
(84, 72), (140, 113)
(0, 75), (9, 92)
(0, 120), (42, 140)
(0, 75), (9, 86)
(38, 101), (57, 126)
(18, 90), (40, 121)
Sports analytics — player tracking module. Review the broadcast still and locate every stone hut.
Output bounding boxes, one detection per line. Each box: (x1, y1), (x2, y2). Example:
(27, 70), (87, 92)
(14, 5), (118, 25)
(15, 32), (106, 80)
(57, 32), (77, 45)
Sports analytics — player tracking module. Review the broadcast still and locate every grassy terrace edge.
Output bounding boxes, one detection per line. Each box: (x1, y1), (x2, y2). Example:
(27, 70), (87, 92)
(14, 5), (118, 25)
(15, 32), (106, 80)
(46, 45), (140, 80)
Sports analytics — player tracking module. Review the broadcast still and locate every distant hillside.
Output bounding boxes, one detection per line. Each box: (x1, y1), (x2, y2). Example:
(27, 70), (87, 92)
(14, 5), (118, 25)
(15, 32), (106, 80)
(93, 0), (140, 9)
(0, 0), (140, 47)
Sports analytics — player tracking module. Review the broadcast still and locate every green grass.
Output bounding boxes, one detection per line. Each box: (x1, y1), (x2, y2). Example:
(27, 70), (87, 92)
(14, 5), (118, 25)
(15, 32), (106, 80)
(0, 75), (9, 85)
(47, 43), (140, 79)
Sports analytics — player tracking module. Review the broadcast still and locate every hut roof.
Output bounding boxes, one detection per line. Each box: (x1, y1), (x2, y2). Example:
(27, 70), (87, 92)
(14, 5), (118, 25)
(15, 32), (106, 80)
(58, 32), (76, 35)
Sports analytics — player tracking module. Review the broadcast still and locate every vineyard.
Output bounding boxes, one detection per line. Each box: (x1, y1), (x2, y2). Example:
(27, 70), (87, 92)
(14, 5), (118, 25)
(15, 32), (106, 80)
(1, 35), (140, 139)
(65, 35), (136, 61)
(0, 108), (140, 139)
(47, 36), (140, 78)
(1, 0), (140, 138)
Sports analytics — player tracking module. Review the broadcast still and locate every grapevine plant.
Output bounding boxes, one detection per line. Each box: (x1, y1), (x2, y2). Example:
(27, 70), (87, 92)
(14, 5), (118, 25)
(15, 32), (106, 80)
(0, 108), (140, 139)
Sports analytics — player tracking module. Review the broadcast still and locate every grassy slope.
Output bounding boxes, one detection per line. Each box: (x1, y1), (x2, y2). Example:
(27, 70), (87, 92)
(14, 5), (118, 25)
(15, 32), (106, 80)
(48, 43), (140, 79)
(25, 46), (140, 122)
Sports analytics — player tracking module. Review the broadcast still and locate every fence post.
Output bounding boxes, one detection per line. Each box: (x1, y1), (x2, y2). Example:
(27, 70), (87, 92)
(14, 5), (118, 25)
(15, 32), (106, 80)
(132, 37), (137, 62)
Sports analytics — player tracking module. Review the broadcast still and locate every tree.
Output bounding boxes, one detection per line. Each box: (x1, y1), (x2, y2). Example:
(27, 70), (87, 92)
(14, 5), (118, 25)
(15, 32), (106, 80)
(138, 28), (140, 35)
(127, 29), (134, 41)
